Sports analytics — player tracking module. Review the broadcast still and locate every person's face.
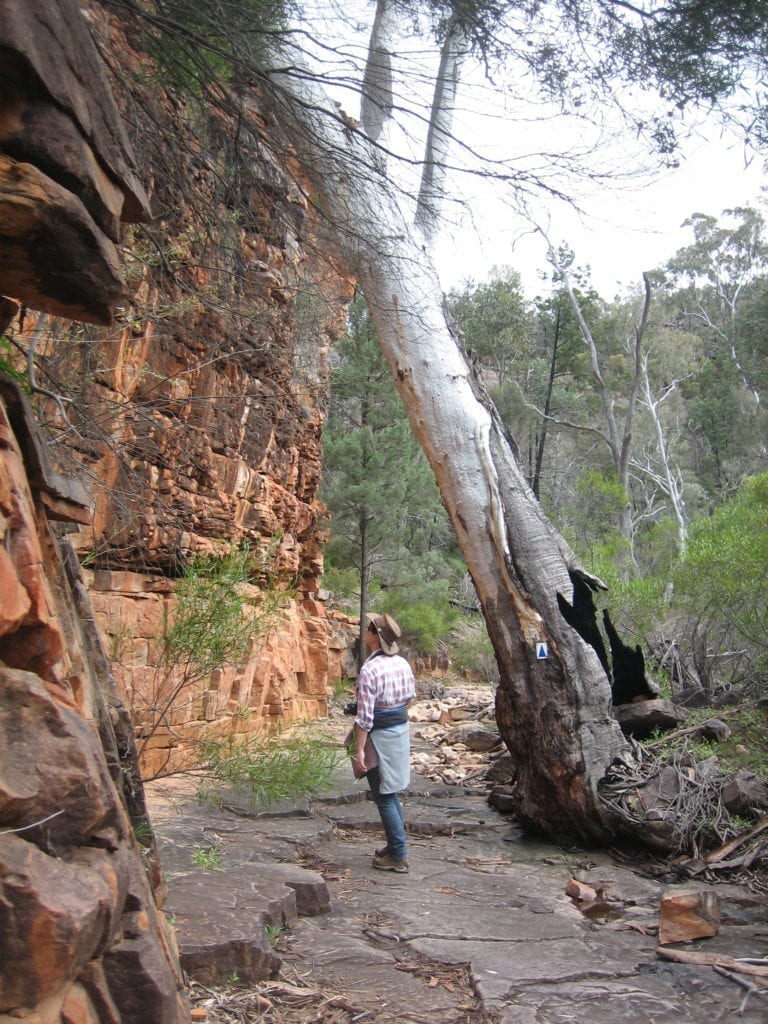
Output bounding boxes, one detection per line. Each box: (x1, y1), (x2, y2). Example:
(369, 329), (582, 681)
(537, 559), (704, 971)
(365, 622), (379, 651)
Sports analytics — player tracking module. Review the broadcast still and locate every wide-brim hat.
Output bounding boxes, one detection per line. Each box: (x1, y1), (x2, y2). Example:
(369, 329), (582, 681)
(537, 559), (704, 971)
(366, 613), (402, 655)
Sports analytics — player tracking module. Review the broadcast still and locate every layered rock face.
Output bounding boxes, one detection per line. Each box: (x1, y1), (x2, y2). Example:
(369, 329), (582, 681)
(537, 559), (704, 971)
(0, 1), (352, 1020)
(1, 5), (188, 1020)
(0, 381), (188, 1024)
(3, 2), (355, 775)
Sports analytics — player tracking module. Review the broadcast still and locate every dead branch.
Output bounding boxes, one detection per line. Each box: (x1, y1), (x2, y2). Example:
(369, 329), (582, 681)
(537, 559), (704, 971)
(643, 705), (748, 751)
(656, 947), (768, 982)
(703, 816), (768, 866)
(712, 966), (768, 1013)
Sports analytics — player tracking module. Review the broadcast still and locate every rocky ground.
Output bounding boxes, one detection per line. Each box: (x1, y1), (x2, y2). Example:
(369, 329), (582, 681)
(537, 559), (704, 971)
(147, 683), (768, 1024)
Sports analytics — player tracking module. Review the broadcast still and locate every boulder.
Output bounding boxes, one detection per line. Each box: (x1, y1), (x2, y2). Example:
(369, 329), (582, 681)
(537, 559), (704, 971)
(444, 723), (501, 752)
(0, 834), (113, 1011)
(565, 879), (598, 902)
(699, 718), (731, 742)
(658, 889), (720, 945)
(614, 698), (688, 739)
(487, 785), (516, 813)
(0, 666), (123, 855)
(721, 770), (768, 814)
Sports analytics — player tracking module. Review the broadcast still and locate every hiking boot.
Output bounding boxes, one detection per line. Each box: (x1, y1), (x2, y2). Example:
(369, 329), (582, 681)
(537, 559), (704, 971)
(372, 852), (409, 873)
(375, 846), (389, 858)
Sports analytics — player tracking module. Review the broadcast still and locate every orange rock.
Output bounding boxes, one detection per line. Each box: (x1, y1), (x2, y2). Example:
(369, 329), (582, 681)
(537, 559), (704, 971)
(658, 889), (720, 945)
(565, 879), (598, 902)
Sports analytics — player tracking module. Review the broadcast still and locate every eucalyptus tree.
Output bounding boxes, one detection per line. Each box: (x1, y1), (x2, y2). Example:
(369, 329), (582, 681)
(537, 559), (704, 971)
(664, 206), (768, 493)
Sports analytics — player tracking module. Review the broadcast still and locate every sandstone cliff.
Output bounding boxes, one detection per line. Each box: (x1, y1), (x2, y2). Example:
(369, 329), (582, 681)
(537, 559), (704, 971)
(0, 1), (354, 1020)
(4, 1), (355, 776)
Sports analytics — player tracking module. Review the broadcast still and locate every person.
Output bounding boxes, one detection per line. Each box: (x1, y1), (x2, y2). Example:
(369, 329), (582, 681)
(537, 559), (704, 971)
(351, 613), (416, 873)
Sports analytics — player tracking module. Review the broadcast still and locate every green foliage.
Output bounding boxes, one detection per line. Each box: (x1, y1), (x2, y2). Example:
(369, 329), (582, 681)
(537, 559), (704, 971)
(673, 473), (768, 691)
(321, 297), (458, 652)
(163, 543), (278, 683)
(592, 565), (668, 648)
(321, 564), (361, 612)
(562, 468), (631, 564)
(447, 266), (532, 381)
(379, 593), (457, 654)
(144, 0), (292, 95)
(192, 842), (224, 870)
(649, 705), (768, 784)
(198, 726), (343, 808)
(450, 618), (499, 688)
(0, 335), (26, 386)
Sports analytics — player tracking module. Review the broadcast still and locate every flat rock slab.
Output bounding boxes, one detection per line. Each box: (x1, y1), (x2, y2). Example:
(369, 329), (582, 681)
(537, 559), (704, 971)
(147, 775), (768, 1024)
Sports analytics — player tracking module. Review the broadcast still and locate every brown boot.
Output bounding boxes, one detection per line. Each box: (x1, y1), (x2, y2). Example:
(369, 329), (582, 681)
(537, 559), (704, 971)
(372, 852), (409, 873)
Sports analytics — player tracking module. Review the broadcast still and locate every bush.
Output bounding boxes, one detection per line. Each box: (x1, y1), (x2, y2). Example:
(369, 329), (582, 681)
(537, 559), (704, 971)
(673, 473), (768, 694)
(198, 725), (343, 808)
(450, 618), (499, 688)
(379, 578), (458, 654)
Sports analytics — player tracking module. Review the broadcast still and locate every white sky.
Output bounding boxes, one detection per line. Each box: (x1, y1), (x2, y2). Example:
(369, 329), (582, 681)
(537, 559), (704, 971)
(433, 135), (766, 300)
(302, 2), (767, 302)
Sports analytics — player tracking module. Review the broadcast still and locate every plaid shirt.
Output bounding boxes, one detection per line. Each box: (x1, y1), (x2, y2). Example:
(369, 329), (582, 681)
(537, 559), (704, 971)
(355, 650), (416, 732)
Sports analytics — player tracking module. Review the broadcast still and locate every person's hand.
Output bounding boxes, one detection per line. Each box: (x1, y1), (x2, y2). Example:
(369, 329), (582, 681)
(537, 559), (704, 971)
(351, 751), (367, 778)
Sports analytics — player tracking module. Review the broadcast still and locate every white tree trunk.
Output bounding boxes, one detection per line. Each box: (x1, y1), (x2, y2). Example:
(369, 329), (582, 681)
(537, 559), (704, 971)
(361, 0), (398, 153)
(267, 67), (633, 842)
(415, 18), (468, 240)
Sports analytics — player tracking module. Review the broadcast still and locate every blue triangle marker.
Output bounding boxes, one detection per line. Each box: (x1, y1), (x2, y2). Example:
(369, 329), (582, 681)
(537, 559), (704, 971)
(536, 642), (548, 659)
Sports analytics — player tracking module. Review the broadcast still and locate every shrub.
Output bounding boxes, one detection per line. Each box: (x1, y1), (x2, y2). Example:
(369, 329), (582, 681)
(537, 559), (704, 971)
(198, 726), (343, 808)
(673, 473), (768, 694)
(450, 618), (499, 688)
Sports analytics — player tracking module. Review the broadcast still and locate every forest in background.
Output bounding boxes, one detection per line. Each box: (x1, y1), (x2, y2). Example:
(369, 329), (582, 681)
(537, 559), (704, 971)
(322, 201), (768, 783)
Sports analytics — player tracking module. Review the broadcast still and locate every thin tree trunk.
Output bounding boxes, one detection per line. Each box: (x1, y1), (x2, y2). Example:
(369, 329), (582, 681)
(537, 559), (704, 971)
(532, 307), (561, 498)
(639, 355), (688, 556)
(361, 0), (397, 153)
(359, 510), (371, 664)
(415, 16), (468, 240)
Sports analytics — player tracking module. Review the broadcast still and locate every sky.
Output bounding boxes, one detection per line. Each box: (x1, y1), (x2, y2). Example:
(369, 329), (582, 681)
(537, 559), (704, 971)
(433, 135), (766, 300)
(303, 2), (767, 303)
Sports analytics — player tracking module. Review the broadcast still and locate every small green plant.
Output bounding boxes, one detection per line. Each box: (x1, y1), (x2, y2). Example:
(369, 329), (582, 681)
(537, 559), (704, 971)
(108, 618), (134, 664)
(132, 817), (152, 841)
(0, 334), (26, 386)
(163, 545), (260, 681)
(226, 970), (240, 985)
(198, 725), (344, 808)
(265, 922), (282, 945)
(191, 842), (224, 871)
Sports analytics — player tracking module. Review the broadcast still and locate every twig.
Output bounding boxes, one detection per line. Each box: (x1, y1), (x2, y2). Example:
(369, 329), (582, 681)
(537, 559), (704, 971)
(656, 947), (768, 979)
(0, 809), (65, 835)
(712, 965), (768, 1013)
(704, 816), (768, 866)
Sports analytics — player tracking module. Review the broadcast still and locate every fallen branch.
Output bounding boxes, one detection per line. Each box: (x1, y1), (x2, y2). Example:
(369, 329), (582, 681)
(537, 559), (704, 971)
(703, 816), (768, 866)
(643, 704), (753, 752)
(656, 947), (768, 982)
(712, 965), (768, 1013)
